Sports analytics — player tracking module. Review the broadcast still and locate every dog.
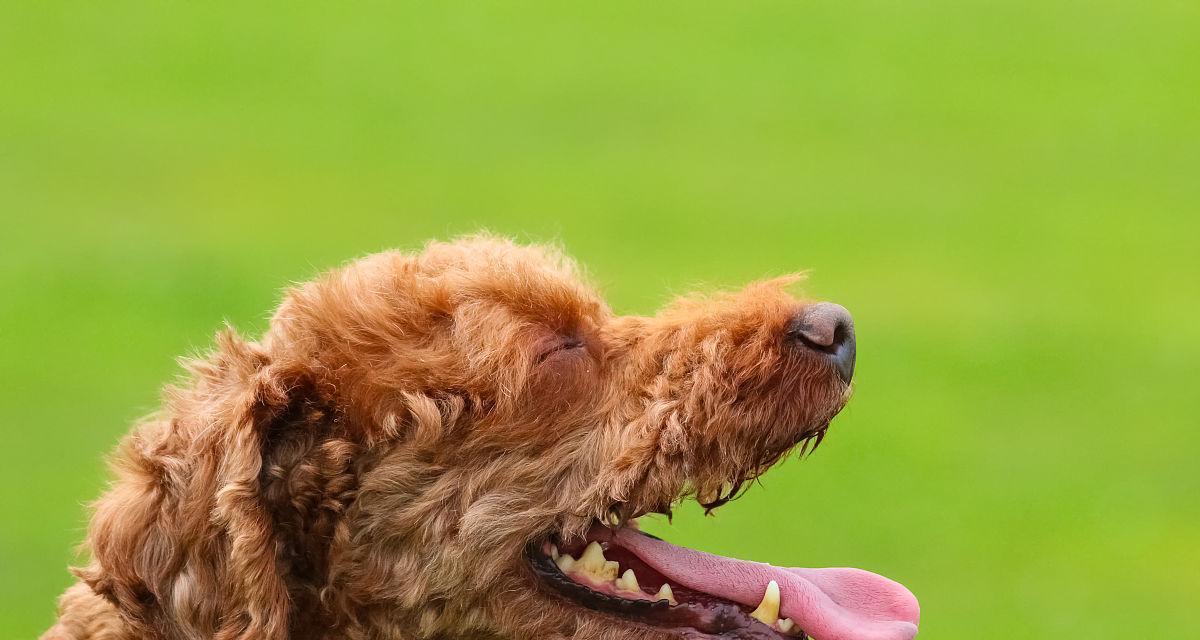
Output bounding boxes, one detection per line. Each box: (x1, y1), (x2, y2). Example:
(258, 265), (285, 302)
(44, 236), (919, 640)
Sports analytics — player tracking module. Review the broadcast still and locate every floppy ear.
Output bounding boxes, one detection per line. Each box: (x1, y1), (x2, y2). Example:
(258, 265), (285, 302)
(78, 328), (305, 640)
(208, 331), (299, 640)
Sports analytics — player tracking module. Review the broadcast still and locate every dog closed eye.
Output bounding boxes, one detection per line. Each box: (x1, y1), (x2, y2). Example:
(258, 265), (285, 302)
(536, 337), (586, 364)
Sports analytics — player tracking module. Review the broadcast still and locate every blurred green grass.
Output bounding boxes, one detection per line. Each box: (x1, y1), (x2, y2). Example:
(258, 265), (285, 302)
(2, 2), (1198, 638)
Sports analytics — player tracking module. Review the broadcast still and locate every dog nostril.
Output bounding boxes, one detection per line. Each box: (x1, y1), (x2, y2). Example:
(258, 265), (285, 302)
(790, 303), (853, 350)
(788, 302), (856, 383)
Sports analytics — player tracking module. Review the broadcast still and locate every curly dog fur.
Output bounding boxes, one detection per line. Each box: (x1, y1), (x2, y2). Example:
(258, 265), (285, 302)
(44, 236), (853, 640)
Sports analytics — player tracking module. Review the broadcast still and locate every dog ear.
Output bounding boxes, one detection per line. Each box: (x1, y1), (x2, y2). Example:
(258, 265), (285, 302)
(207, 330), (300, 640)
(79, 328), (306, 640)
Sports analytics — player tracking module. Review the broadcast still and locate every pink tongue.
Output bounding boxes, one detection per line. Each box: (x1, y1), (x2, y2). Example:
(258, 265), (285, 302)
(613, 529), (920, 640)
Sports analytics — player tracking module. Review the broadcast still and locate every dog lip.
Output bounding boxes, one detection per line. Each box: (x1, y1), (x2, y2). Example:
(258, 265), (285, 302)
(529, 535), (806, 639)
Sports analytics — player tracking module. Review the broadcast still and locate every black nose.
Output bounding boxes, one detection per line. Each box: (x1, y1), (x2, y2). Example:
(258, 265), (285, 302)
(788, 302), (856, 383)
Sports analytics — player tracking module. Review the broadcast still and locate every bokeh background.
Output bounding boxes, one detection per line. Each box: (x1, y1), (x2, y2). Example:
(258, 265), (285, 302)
(2, 2), (1197, 638)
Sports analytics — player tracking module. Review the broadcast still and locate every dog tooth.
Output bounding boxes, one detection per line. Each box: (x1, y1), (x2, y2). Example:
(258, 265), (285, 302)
(572, 542), (619, 581)
(555, 553), (576, 573)
(579, 542), (607, 571)
(777, 618), (795, 633)
(749, 580), (780, 626)
(549, 544), (560, 560)
(615, 568), (641, 593)
(654, 583), (676, 605)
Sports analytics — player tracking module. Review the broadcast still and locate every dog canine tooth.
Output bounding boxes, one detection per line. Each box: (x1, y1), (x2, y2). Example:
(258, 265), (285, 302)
(777, 618), (795, 633)
(549, 544), (560, 560)
(750, 580), (780, 625)
(579, 542), (606, 571)
(615, 568), (641, 593)
(654, 583), (676, 605)
(573, 542), (619, 581)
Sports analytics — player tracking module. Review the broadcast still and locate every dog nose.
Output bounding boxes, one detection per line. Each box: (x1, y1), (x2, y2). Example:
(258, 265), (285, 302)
(788, 302), (856, 383)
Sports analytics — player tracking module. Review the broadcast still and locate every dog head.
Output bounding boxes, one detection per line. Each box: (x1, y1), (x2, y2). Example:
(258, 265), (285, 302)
(80, 236), (916, 640)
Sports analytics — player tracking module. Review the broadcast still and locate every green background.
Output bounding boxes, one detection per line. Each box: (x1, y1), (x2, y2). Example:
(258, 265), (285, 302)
(2, 2), (1197, 638)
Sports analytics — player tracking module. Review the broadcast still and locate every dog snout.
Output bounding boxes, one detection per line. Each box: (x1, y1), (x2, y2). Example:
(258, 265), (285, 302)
(788, 302), (856, 384)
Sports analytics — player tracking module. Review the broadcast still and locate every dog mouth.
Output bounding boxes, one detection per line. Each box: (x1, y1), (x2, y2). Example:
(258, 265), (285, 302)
(530, 522), (919, 640)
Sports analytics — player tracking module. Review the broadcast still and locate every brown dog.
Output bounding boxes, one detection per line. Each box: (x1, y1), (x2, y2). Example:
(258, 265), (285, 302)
(44, 236), (918, 640)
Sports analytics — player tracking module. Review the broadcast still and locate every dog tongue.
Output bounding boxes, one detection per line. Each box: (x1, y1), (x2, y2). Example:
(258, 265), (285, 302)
(613, 528), (920, 640)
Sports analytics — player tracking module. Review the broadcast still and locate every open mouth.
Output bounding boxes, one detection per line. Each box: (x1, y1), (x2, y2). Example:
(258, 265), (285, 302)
(530, 522), (919, 640)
